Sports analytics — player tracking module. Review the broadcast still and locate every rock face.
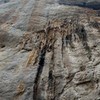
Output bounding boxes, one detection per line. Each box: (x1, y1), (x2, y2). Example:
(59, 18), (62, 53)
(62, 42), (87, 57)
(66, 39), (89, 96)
(0, 0), (100, 100)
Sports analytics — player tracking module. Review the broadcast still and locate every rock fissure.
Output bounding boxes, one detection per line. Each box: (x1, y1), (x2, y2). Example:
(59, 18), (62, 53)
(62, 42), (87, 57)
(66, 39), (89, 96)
(33, 45), (47, 100)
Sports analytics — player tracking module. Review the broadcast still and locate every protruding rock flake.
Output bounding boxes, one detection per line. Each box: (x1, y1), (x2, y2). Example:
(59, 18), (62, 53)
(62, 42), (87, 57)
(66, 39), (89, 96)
(0, 0), (100, 100)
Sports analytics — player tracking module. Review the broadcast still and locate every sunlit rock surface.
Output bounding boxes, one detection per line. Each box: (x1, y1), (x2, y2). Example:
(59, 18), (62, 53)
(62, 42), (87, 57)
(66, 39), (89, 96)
(0, 0), (100, 100)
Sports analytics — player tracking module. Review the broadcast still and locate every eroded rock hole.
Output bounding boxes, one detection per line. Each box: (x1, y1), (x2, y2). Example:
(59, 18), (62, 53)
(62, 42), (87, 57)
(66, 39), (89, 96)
(0, 44), (5, 48)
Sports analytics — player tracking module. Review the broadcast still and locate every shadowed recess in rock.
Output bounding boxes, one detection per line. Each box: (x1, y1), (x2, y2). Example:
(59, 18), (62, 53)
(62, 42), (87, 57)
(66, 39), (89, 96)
(33, 45), (47, 100)
(58, 0), (100, 10)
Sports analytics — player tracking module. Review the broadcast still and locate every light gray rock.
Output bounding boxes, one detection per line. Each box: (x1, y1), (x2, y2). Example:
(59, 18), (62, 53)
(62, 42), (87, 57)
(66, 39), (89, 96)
(0, 0), (100, 100)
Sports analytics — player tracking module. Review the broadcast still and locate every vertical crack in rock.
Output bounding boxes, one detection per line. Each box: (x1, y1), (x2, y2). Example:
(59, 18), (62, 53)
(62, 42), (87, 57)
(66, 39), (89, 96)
(33, 45), (47, 100)
(61, 33), (64, 58)
(47, 49), (55, 100)
(33, 22), (54, 100)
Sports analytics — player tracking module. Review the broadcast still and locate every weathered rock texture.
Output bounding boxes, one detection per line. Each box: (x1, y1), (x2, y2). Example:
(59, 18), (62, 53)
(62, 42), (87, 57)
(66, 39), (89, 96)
(0, 0), (100, 100)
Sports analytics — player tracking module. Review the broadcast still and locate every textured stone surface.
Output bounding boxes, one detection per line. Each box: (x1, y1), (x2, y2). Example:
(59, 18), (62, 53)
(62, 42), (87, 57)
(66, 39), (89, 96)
(0, 0), (100, 100)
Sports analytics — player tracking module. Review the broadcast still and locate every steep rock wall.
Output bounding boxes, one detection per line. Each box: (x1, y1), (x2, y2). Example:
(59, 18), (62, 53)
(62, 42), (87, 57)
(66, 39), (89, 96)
(0, 0), (100, 100)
